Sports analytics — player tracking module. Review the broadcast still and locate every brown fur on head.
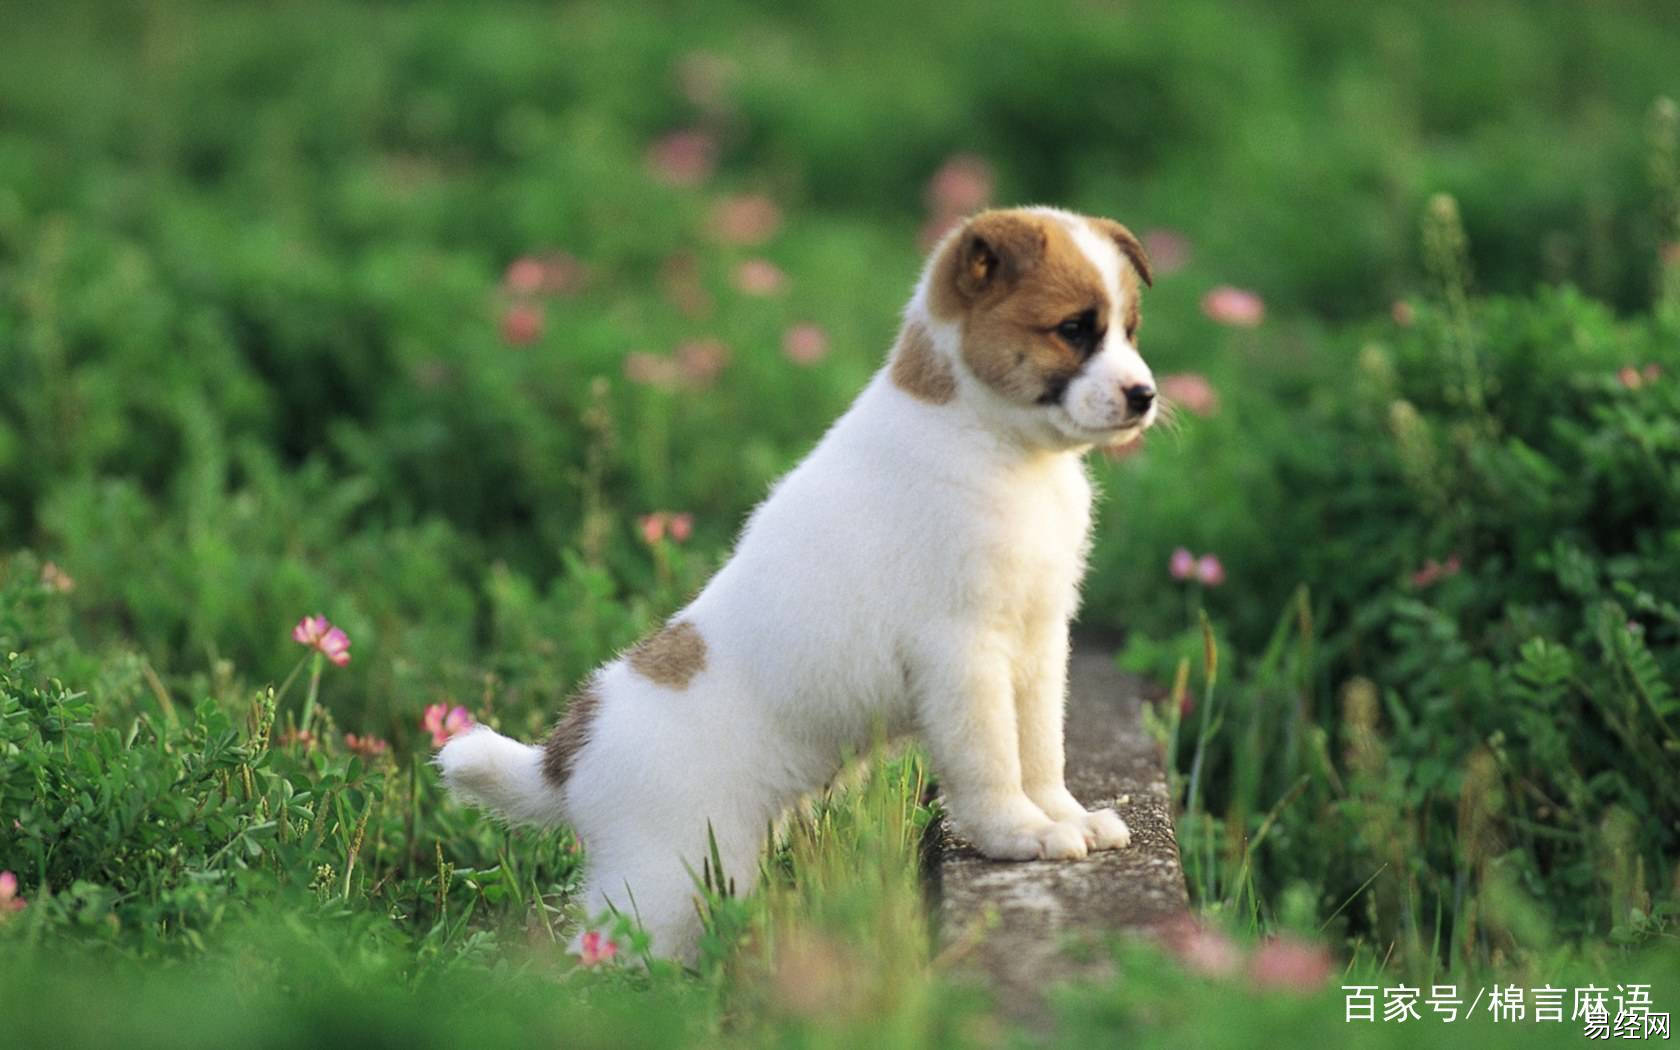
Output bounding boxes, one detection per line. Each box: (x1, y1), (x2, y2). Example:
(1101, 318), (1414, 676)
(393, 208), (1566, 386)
(920, 208), (1155, 426)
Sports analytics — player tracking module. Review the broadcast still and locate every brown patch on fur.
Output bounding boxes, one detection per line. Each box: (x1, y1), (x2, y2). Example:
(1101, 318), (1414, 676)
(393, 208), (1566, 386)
(926, 211), (1051, 321)
(542, 679), (601, 786)
(1119, 266), (1142, 340)
(921, 209), (1157, 403)
(627, 619), (707, 688)
(889, 321), (956, 404)
(930, 210), (1110, 404)
(1089, 216), (1151, 341)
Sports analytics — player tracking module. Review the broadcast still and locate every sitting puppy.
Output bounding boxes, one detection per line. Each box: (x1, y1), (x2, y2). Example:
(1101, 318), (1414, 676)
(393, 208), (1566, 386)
(439, 206), (1157, 962)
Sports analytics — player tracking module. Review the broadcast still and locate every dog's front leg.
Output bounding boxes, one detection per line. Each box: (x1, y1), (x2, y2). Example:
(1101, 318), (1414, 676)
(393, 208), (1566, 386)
(1015, 616), (1131, 851)
(916, 629), (1089, 861)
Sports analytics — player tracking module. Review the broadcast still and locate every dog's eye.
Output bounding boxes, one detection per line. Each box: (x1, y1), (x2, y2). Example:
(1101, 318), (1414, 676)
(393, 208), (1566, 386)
(1055, 311), (1100, 353)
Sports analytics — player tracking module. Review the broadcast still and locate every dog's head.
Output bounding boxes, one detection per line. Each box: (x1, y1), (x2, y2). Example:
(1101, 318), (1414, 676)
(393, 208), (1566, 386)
(902, 206), (1156, 451)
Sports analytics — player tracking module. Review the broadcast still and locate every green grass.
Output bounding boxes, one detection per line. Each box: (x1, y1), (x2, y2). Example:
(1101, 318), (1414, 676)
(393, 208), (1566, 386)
(2, 0), (1679, 1044)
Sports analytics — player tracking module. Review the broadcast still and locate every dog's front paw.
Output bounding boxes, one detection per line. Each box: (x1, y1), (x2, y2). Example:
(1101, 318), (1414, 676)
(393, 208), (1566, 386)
(1026, 789), (1132, 851)
(971, 819), (1089, 861)
(1079, 807), (1131, 851)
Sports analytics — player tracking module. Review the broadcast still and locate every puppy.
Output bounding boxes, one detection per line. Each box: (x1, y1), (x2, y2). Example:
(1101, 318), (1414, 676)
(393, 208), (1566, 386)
(439, 206), (1157, 962)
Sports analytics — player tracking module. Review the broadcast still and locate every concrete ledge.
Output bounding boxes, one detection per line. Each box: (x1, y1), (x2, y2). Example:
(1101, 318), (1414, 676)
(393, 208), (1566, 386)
(931, 648), (1188, 1018)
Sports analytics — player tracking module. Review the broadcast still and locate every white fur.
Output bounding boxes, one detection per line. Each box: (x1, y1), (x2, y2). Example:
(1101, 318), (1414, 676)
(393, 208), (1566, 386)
(1061, 216), (1156, 436)
(439, 207), (1147, 962)
(433, 726), (556, 827)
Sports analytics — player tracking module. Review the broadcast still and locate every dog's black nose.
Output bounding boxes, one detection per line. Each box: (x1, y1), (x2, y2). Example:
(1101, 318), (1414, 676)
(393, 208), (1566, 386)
(1124, 384), (1156, 415)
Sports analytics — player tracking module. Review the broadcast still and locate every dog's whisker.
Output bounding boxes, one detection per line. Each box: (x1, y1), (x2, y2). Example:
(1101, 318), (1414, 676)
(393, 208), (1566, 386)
(1154, 399), (1186, 436)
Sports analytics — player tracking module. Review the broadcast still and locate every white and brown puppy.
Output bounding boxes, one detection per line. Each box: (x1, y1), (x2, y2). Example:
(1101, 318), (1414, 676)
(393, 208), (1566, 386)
(439, 206), (1157, 962)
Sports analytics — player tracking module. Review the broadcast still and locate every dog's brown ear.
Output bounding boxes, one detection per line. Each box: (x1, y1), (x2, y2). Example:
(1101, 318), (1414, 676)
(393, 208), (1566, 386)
(938, 211), (1048, 308)
(1090, 218), (1153, 288)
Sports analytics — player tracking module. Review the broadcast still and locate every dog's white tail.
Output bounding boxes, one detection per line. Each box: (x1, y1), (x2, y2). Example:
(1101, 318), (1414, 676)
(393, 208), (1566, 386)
(435, 726), (564, 827)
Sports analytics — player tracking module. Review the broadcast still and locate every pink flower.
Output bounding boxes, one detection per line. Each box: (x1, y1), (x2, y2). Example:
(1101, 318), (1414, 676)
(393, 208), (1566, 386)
(646, 129), (716, 187)
(1201, 285), (1265, 327)
(422, 704), (474, 748)
(344, 733), (389, 758)
(529, 252), (586, 296)
(707, 194), (781, 245)
(1410, 554), (1462, 590)
(506, 249), (594, 303)
(504, 256), (545, 295)
(675, 338), (731, 386)
(1160, 918), (1241, 977)
(624, 339), (731, 389)
(732, 258), (788, 297)
(292, 615), (351, 667)
(1141, 229), (1192, 276)
(638, 512), (693, 545)
(1158, 373), (1219, 417)
(500, 303), (544, 347)
(1247, 937), (1334, 992)
(39, 561), (75, 593)
(624, 351), (680, 388)
(279, 727), (317, 749)
(578, 930), (618, 966)
(1391, 300), (1416, 327)
(1620, 363), (1663, 389)
(1169, 547), (1196, 580)
(1169, 548), (1223, 585)
(291, 614), (328, 647)
(925, 154), (994, 218)
(782, 323), (830, 365)
(918, 154), (996, 252)
(638, 513), (666, 545)
(0, 871), (26, 914)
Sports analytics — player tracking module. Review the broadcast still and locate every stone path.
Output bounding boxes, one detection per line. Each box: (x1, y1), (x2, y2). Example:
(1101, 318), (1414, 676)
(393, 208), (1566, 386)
(931, 647), (1188, 1019)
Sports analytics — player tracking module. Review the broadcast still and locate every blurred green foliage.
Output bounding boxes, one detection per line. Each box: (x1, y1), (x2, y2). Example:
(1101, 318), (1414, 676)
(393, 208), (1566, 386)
(1116, 285), (1680, 967)
(2, 0), (1679, 1045)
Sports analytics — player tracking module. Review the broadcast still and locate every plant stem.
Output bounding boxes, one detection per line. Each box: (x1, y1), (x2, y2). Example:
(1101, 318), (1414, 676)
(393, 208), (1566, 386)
(273, 654), (310, 707)
(1185, 609), (1220, 816)
(299, 653), (324, 735)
